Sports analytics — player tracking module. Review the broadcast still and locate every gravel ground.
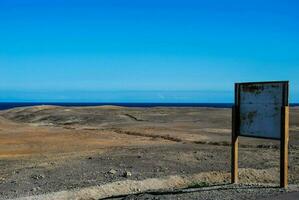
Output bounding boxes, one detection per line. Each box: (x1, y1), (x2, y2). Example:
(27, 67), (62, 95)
(0, 106), (298, 199)
(111, 185), (288, 200)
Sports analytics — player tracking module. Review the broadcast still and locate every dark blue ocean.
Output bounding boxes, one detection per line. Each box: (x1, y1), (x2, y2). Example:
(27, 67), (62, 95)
(0, 103), (233, 110)
(0, 103), (298, 111)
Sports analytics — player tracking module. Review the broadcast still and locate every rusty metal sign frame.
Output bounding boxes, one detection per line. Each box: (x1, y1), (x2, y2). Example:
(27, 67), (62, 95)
(231, 81), (290, 188)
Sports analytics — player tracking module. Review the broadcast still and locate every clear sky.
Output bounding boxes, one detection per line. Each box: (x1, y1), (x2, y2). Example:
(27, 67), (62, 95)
(0, 0), (298, 102)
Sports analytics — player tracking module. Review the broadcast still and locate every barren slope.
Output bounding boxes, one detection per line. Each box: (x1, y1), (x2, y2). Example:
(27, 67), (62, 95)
(0, 106), (298, 199)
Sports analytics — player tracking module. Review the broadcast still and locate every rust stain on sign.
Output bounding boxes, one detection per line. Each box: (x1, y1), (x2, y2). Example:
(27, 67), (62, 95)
(241, 111), (257, 126)
(242, 84), (264, 95)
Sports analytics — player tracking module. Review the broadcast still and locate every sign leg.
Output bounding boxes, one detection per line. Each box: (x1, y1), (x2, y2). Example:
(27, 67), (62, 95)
(232, 106), (239, 184)
(280, 106), (289, 188)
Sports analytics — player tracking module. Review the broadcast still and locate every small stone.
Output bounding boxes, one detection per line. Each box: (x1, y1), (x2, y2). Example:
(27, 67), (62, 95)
(88, 157), (92, 160)
(31, 174), (45, 180)
(123, 171), (132, 178)
(31, 187), (40, 192)
(108, 169), (117, 175)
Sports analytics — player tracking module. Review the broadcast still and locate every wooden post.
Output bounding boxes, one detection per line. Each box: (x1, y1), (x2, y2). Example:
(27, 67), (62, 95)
(280, 106), (289, 188)
(232, 106), (239, 184)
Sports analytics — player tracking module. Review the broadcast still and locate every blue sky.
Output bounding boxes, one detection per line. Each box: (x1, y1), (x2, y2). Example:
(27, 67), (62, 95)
(0, 0), (298, 102)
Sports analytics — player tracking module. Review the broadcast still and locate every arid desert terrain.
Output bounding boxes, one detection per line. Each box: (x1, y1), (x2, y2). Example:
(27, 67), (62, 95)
(0, 106), (299, 200)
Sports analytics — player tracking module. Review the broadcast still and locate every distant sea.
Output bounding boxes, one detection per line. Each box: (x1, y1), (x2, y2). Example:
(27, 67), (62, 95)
(0, 103), (298, 111)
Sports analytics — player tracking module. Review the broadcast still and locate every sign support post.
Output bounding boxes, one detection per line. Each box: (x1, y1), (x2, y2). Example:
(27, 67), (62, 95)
(231, 106), (239, 184)
(280, 106), (289, 188)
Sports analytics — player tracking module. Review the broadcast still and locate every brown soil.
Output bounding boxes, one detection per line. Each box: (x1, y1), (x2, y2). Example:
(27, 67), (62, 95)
(0, 106), (299, 199)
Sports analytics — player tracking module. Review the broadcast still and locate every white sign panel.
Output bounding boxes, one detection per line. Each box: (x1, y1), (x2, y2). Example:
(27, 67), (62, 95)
(237, 81), (288, 139)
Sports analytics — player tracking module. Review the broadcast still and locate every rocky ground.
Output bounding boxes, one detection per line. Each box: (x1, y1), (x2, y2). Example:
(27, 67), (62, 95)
(0, 106), (299, 199)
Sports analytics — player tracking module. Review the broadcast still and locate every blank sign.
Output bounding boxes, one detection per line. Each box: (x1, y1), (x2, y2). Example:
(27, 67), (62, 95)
(237, 81), (288, 139)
